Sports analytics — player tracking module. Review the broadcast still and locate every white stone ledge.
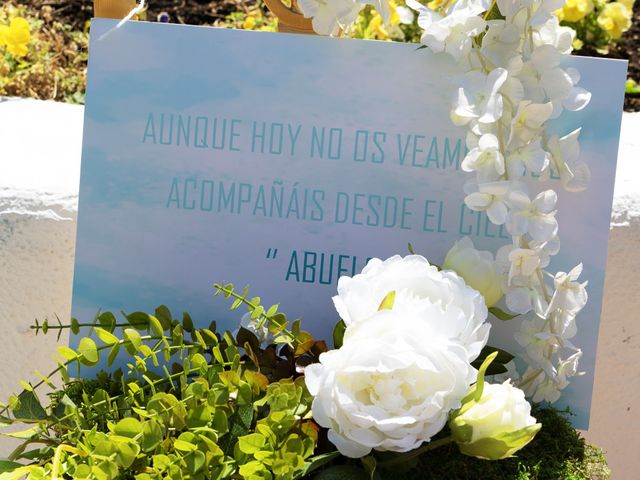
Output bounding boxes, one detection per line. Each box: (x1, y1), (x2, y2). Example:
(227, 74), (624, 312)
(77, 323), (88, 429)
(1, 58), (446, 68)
(0, 99), (639, 477)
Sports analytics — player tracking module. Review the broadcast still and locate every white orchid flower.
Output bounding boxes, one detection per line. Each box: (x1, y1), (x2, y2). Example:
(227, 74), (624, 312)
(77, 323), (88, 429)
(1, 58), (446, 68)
(514, 316), (550, 363)
(496, 0), (536, 19)
(546, 128), (591, 192)
(519, 46), (591, 117)
(298, 0), (362, 35)
(481, 21), (523, 68)
(506, 138), (550, 177)
(547, 264), (589, 315)
(452, 68), (509, 125)
(463, 180), (513, 225)
(508, 100), (553, 146)
(532, 15), (575, 53)
(462, 133), (506, 181)
(407, 0), (487, 62)
(507, 189), (558, 241)
(528, 236), (560, 268)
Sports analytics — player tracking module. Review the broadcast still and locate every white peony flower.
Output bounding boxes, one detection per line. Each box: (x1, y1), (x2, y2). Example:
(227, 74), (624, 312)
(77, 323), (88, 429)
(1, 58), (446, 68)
(298, 0), (362, 35)
(507, 189), (558, 241)
(546, 128), (591, 192)
(452, 68), (509, 125)
(449, 380), (540, 460)
(462, 133), (506, 182)
(305, 309), (477, 457)
(333, 255), (490, 360)
(443, 237), (504, 307)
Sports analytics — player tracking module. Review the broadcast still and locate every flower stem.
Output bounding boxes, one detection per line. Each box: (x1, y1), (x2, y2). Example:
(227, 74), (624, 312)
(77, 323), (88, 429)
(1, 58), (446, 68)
(378, 436), (454, 468)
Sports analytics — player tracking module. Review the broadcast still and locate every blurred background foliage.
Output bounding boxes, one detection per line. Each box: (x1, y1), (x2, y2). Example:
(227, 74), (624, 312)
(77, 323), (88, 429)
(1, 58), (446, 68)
(0, 0), (638, 108)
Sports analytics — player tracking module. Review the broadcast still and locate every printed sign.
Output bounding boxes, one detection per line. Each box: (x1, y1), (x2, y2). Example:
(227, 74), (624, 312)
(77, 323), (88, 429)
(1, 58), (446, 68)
(73, 18), (627, 428)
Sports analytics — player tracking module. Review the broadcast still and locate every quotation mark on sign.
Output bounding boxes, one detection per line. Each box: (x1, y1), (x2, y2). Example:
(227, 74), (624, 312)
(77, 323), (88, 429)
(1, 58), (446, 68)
(266, 248), (278, 260)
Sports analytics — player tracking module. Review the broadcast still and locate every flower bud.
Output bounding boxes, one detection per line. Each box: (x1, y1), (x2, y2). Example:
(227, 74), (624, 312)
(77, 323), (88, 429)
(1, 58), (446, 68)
(443, 237), (503, 307)
(449, 379), (540, 460)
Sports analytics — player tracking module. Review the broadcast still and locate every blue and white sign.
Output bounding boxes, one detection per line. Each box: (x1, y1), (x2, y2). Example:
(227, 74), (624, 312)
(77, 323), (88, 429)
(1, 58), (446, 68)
(73, 18), (627, 428)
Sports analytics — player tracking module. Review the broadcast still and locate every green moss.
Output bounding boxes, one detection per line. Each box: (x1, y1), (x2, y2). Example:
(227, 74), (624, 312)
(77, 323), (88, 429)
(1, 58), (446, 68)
(379, 406), (610, 480)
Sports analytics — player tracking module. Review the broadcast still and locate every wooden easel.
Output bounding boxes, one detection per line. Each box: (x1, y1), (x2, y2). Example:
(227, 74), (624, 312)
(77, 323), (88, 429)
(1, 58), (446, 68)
(92, 0), (315, 34)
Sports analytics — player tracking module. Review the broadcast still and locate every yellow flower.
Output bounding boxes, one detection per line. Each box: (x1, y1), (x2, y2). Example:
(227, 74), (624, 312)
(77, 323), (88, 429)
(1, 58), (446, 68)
(243, 14), (257, 30)
(388, 1), (401, 25)
(369, 13), (389, 39)
(619, 0), (635, 10)
(597, 2), (632, 39)
(572, 37), (584, 50)
(0, 17), (31, 57)
(558, 0), (594, 22)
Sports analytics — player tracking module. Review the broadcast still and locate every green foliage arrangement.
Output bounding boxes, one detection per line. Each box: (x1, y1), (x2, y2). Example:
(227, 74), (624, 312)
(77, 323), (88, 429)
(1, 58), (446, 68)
(0, 284), (335, 480)
(0, 283), (609, 480)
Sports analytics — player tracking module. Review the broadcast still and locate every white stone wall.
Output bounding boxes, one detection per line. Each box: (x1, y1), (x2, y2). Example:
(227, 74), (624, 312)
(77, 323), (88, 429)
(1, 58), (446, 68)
(0, 98), (638, 477)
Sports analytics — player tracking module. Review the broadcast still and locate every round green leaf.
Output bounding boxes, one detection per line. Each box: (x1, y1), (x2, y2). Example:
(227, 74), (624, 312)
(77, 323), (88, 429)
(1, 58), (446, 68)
(113, 417), (143, 439)
(77, 337), (99, 366)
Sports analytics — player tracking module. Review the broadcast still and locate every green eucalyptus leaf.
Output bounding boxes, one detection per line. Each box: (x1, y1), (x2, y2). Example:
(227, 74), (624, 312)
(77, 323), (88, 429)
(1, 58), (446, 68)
(98, 311), (117, 331)
(142, 420), (163, 452)
(12, 390), (46, 421)
(113, 417), (143, 438)
(123, 328), (142, 354)
(56, 345), (77, 361)
(238, 433), (266, 454)
(182, 312), (194, 332)
(148, 315), (165, 337)
(94, 327), (119, 345)
(126, 311), (152, 330)
(107, 343), (120, 367)
(185, 450), (206, 474)
(174, 439), (197, 452)
(155, 305), (173, 330)
(78, 337), (99, 366)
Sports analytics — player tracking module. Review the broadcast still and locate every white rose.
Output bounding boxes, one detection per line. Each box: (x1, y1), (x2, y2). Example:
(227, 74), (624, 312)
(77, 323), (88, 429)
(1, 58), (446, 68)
(443, 237), (504, 307)
(449, 380), (541, 460)
(333, 255), (490, 361)
(305, 309), (476, 458)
